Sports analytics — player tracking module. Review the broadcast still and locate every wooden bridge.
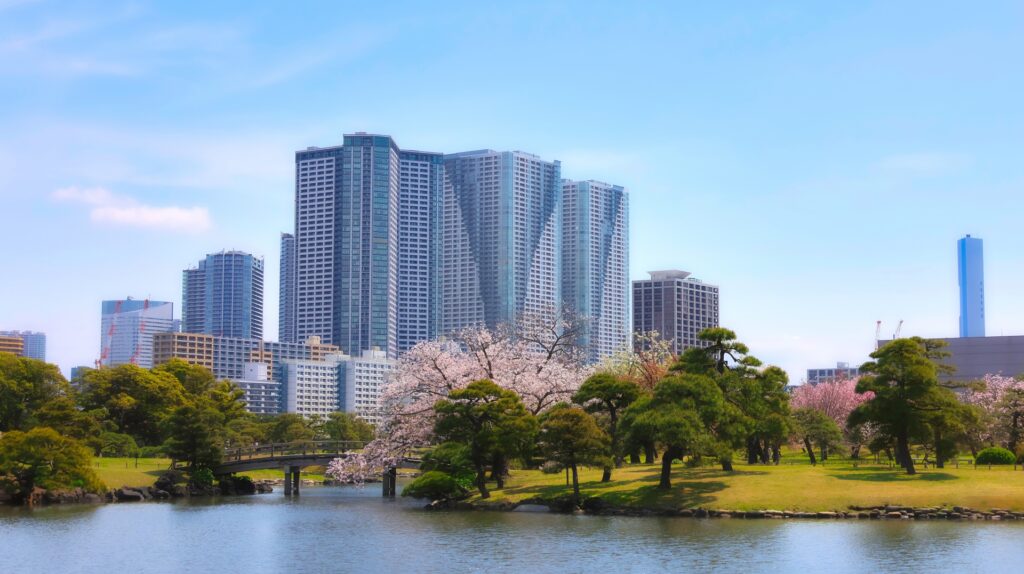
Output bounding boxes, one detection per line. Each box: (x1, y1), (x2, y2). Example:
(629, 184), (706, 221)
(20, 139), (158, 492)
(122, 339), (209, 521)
(215, 441), (418, 496)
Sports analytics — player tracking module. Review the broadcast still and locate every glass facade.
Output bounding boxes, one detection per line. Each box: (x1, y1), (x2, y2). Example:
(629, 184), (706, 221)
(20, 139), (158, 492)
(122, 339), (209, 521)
(957, 235), (985, 338)
(182, 251), (264, 339)
(562, 180), (629, 363)
(99, 299), (176, 368)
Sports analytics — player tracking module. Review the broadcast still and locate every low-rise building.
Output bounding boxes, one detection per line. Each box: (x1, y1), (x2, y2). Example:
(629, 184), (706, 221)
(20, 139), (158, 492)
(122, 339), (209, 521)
(340, 350), (395, 425)
(153, 332), (215, 371)
(0, 331), (45, 360)
(282, 355), (346, 417)
(0, 335), (24, 356)
(236, 362), (281, 415)
(806, 362), (860, 386)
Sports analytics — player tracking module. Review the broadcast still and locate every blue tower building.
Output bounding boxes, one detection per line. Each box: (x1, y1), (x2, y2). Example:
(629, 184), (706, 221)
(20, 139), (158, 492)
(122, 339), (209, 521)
(957, 234), (985, 338)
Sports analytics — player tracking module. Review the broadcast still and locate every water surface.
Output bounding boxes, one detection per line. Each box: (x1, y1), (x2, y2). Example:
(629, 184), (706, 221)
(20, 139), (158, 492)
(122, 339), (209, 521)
(2, 486), (1021, 573)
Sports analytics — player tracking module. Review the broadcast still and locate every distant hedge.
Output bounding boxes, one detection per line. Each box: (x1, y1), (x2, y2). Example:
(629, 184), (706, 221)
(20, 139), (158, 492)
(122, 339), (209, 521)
(975, 447), (1016, 465)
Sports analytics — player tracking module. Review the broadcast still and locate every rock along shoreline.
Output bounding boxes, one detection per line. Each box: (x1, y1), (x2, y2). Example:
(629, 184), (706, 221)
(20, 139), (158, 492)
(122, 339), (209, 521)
(427, 497), (1024, 522)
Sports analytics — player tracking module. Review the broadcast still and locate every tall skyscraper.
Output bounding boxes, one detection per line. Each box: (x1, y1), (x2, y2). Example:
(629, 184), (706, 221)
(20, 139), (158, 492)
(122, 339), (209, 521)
(182, 251), (264, 339)
(397, 150), (444, 353)
(0, 330), (46, 360)
(441, 150), (562, 332)
(633, 270), (720, 355)
(99, 298), (177, 368)
(294, 133), (401, 357)
(958, 234), (985, 337)
(279, 232), (296, 343)
(562, 180), (629, 363)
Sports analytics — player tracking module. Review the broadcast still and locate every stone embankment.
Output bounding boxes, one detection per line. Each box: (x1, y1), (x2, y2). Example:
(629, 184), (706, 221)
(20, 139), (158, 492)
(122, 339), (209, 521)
(440, 497), (1024, 521)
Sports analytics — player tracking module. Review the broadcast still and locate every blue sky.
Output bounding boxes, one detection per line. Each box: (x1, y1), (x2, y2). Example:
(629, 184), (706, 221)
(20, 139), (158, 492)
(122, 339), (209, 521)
(2, 1), (1023, 381)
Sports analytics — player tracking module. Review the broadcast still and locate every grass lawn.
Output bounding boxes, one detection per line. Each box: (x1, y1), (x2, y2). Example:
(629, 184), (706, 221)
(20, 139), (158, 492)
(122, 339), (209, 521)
(90, 458), (329, 487)
(478, 458), (1024, 512)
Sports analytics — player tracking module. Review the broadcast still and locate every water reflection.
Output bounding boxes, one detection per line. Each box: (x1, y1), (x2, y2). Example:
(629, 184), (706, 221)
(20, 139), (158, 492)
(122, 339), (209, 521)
(2, 487), (1023, 574)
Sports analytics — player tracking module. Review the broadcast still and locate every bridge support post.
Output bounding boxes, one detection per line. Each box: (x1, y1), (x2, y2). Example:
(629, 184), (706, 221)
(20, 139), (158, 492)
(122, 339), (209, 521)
(382, 467), (397, 497)
(291, 466), (301, 496)
(283, 468), (292, 496)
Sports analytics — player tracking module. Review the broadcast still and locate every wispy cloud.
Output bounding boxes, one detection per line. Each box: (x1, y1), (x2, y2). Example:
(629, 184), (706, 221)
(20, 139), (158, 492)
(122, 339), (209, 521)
(52, 185), (212, 233)
(876, 152), (972, 176)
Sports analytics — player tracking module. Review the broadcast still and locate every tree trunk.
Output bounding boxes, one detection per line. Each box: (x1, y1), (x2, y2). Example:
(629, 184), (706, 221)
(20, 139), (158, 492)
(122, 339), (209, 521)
(771, 443), (781, 465)
(804, 437), (817, 465)
(820, 444), (828, 461)
(746, 436), (758, 464)
(720, 455), (733, 472)
(601, 466), (612, 483)
(644, 442), (656, 464)
(896, 431), (916, 475)
(571, 463), (581, 504)
(659, 446), (682, 489)
(850, 444), (861, 459)
(489, 454), (506, 488)
(610, 411), (624, 468)
(629, 450), (641, 464)
(760, 441), (770, 464)
(475, 466), (490, 498)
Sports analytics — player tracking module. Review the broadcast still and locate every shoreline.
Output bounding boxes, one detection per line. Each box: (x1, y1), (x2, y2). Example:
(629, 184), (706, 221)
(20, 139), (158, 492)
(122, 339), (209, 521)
(441, 497), (1024, 522)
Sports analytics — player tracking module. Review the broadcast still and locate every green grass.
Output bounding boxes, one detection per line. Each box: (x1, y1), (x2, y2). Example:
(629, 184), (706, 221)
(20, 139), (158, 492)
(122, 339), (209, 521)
(90, 458), (329, 487)
(477, 458), (1024, 512)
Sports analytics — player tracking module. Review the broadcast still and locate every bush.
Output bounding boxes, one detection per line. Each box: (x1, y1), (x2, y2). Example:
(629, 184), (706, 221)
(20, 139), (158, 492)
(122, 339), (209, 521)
(218, 475), (256, 495)
(420, 442), (476, 488)
(975, 447), (1016, 465)
(98, 432), (139, 457)
(401, 471), (467, 501)
(0, 428), (104, 504)
(138, 445), (165, 458)
(189, 467), (216, 489)
(540, 460), (563, 474)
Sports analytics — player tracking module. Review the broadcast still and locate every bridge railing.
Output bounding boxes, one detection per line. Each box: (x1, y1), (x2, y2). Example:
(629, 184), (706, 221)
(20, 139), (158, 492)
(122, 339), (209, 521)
(222, 440), (369, 462)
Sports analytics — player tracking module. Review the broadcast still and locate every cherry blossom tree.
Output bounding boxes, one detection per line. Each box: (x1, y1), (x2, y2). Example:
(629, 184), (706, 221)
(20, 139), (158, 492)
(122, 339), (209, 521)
(326, 308), (591, 484)
(790, 375), (873, 458)
(599, 331), (675, 391)
(962, 374), (1024, 453)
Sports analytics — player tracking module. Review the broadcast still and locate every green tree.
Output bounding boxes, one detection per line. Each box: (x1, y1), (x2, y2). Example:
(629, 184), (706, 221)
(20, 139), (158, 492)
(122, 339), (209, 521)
(791, 408), (843, 465)
(0, 427), (104, 504)
(163, 404), (223, 470)
(153, 358), (217, 397)
(419, 442), (476, 489)
(537, 405), (610, 503)
(670, 327), (789, 470)
(0, 354), (71, 432)
(622, 374), (726, 489)
(322, 412), (375, 443)
(849, 338), (966, 474)
(266, 413), (315, 443)
(573, 372), (640, 481)
(78, 364), (187, 445)
(97, 431), (139, 457)
(32, 396), (105, 448)
(433, 380), (538, 498)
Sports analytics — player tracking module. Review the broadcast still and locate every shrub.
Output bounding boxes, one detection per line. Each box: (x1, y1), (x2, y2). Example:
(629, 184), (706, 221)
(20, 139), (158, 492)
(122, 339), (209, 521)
(0, 427), (104, 504)
(540, 460), (563, 474)
(420, 442), (475, 488)
(98, 432), (139, 457)
(975, 447), (1016, 465)
(189, 467), (216, 489)
(138, 445), (165, 458)
(401, 471), (467, 501)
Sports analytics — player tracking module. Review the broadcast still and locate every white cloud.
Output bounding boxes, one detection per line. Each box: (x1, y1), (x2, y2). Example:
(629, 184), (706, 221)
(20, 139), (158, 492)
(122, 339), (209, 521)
(876, 152), (972, 176)
(52, 185), (212, 233)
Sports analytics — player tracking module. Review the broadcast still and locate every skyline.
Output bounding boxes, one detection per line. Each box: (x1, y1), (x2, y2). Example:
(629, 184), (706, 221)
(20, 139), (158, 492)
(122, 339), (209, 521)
(3, 1), (1024, 381)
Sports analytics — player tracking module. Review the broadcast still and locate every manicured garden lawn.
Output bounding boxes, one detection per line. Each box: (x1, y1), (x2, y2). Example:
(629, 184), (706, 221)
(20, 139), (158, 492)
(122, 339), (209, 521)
(90, 458), (328, 487)
(479, 458), (1024, 511)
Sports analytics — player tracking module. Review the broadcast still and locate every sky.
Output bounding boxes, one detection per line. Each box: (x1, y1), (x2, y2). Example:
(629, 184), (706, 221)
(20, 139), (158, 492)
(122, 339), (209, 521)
(2, 1), (1023, 382)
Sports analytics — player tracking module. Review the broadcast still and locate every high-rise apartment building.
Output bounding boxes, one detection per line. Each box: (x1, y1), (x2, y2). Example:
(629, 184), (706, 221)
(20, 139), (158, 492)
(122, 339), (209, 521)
(294, 134), (402, 357)
(153, 332), (215, 371)
(0, 330), (45, 360)
(441, 150), (562, 332)
(562, 180), (629, 363)
(182, 251), (264, 339)
(632, 271), (719, 355)
(99, 298), (177, 368)
(279, 232), (296, 343)
(397, 150), (444, 353)
(958, 234), (985, 338)
(339, 349), (395, 425)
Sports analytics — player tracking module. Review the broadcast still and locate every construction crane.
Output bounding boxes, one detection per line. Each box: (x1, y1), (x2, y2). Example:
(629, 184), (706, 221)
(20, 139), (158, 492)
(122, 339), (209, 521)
(893, 319), (904, 339)
(875, 320), (882, 350)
